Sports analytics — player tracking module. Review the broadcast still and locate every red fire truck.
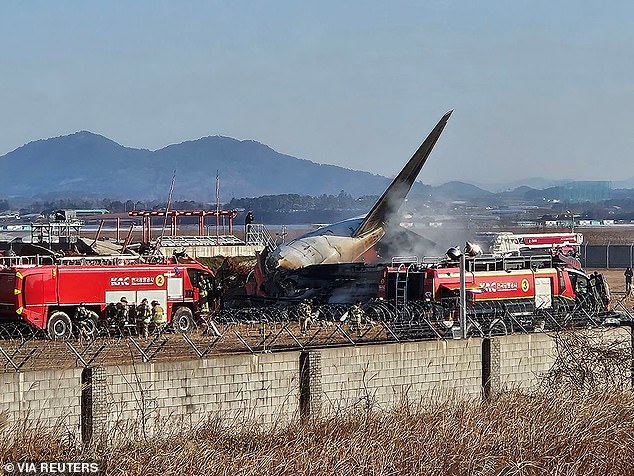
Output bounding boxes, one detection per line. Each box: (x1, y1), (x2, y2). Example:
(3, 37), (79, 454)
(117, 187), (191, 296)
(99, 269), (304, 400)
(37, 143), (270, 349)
(378, 253), (609, 335)
(0, 256), (215, 339)
(489, 232), (583, 256)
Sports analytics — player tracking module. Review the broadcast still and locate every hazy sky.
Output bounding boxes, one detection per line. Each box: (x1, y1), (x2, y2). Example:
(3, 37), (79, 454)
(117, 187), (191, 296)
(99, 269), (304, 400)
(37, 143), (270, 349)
(2, 1), (633, 185)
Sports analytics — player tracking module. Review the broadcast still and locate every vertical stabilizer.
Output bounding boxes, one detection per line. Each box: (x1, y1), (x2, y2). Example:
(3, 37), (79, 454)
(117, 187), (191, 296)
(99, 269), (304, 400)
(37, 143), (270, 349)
(352, 110), (452, 238)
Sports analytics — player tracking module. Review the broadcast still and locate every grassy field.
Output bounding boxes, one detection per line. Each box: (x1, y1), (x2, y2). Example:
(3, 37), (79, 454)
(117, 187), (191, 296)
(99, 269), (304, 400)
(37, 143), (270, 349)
(2, 389), (634, 475)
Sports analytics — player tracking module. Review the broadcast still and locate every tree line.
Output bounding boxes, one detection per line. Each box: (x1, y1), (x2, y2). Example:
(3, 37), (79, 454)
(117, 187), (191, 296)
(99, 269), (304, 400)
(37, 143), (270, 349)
(0, 192), (380, 215)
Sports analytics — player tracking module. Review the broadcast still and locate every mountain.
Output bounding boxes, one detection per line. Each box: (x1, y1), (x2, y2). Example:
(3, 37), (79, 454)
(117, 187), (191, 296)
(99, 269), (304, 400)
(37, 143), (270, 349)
(475, 177), (573, 192)
(431, 181), (492, 201)
(1, 132), (151, 197)
(3, 131), (631, 204)
(0, 132), (394, 201)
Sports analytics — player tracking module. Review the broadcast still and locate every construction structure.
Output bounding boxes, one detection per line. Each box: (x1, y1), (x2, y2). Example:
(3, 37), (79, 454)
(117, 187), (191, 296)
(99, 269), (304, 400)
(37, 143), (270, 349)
(129, 209), (238, 242)
(30, 210), (83, 248)
(128, 209), (275, 258)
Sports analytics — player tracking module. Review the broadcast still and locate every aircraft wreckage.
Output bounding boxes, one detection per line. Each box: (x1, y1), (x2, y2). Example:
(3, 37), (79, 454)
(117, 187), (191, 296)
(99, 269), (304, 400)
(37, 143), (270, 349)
(245, 111), (453, 303)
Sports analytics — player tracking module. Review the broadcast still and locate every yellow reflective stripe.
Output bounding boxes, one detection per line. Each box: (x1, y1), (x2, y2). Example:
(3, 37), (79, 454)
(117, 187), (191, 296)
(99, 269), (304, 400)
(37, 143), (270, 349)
(16, 307), (23, 315)
(15, 271), (23, 279)
(14, 288), (21, 295)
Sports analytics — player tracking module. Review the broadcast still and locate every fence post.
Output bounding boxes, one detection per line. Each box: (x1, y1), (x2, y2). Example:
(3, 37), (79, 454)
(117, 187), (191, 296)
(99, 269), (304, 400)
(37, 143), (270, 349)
(80, 366), (107, 448)
(80, 368), (93, 446)
(299, 351), (322, 420)
(482, 338), (500, 400)
(631, 326), (634, 390)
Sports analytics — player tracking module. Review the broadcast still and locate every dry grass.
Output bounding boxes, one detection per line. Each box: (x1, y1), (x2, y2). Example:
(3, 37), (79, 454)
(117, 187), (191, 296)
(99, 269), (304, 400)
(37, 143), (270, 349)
(2, 390), (634, 475)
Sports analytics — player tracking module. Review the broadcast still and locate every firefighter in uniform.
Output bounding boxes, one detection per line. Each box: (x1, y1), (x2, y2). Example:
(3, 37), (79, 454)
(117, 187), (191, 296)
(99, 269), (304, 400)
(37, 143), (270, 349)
(588, 271), (606, 311)
(199, 278), (210, 314)
(116, 297), (129, 328)
(595, 272), (608, 307)
(136, 298), (151, 338)
(625, 267), (633, 297)
(151, 300), (166, 334)
(298, 299), (312, 334)
(75, 303), (92, 339)
(349, 300), (365, 336)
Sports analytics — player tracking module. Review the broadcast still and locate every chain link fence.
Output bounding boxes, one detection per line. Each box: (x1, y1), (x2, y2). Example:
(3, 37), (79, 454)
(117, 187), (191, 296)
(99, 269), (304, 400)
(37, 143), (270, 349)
(582, 244), (634, 268)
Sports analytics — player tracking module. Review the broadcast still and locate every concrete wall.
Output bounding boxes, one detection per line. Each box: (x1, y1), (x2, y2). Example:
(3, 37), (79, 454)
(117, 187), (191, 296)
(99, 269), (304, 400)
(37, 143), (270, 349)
(95, 352), (298, 441)
(496, 328), (631, 390)
(0, 329), (632, 444)
(317, 339), (483, 414)
(497, 333), (556, 389)
(0, 367), (82, 435)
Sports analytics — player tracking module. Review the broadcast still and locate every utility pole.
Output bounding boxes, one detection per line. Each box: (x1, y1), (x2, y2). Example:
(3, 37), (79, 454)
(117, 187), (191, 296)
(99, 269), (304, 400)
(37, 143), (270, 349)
(215, 170), (220, 242)
(460, 250), (467, 339)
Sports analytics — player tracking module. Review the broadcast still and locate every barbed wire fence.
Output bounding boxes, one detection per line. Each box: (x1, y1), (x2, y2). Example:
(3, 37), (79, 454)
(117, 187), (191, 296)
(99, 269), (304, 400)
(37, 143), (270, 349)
(1, 299), (629, 373)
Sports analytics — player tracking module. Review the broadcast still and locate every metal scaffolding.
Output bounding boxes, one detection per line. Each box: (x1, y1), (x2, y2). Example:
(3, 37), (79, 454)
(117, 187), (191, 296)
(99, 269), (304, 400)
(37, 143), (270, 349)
(128, 209), (239, 243)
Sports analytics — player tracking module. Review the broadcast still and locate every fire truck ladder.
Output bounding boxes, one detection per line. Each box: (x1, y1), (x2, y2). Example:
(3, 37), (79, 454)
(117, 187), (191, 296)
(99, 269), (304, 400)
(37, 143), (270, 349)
(55, 255), (145, 266)
(0, 254), (146, 269)
(391, 257), (419, 318)
(0, 255), (55, 268)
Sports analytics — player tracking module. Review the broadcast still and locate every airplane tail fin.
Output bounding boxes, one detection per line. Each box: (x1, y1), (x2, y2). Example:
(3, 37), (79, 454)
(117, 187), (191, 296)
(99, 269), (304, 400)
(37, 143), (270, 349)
(352, 110), (452, 238)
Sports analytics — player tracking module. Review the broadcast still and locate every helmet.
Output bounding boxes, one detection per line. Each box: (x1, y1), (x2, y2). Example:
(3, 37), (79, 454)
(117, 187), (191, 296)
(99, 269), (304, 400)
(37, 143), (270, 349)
(151, 300), (159, 306)
(141, 298), (148, 303)
(120, 297), (128, 303)
(464, 242), (483, 257)
(446, 247), (462, 261)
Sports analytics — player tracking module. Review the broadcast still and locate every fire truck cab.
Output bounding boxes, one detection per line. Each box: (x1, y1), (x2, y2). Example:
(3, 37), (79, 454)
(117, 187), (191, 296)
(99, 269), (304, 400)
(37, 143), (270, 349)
(0, 257), (215, 339)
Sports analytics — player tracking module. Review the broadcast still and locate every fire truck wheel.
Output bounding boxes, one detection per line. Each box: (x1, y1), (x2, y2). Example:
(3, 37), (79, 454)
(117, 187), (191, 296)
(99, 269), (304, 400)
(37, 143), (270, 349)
(47, 311), (73, 340)
(173, 307), (195, 333)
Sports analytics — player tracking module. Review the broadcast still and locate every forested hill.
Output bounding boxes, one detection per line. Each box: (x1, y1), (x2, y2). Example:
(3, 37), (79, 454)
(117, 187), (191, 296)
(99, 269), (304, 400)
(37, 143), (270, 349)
(0, 131), (395, 200)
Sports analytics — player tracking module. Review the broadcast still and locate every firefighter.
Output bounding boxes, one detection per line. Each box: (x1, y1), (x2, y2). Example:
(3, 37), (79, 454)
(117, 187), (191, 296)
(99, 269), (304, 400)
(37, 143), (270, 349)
(151, 300), (166, 334)
(625, 267), (633, 297)
(245, 211), (254, 242)
(136, 298), (151, 338)
(74, 302), (90, 321)
(105, 303), (117, 328)
(349, 300), (365, 336)
(74, 303), (92, 339)
(588, 271), (606, 311)
(116, 297), (129, 327)
(213, 277), (223, 311)
(198, 278), (210, 314)
(298, 299), (312, 334)
(595, 272), (608, 306)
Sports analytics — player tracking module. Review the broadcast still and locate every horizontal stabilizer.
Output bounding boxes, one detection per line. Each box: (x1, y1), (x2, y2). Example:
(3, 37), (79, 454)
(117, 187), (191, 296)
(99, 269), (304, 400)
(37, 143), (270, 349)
(352, 110), (452, 238)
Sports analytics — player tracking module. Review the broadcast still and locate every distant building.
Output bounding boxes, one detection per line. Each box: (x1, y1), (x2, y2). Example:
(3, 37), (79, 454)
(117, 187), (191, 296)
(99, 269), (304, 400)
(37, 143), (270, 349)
(559, 181), (611, 202)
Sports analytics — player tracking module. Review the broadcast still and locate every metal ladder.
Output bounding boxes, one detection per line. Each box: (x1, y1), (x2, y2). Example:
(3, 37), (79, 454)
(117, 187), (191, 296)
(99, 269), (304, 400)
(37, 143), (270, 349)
(390, 257), (420, 320)
(246, 224), (277, 250)
(395, 265), (409, 311)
